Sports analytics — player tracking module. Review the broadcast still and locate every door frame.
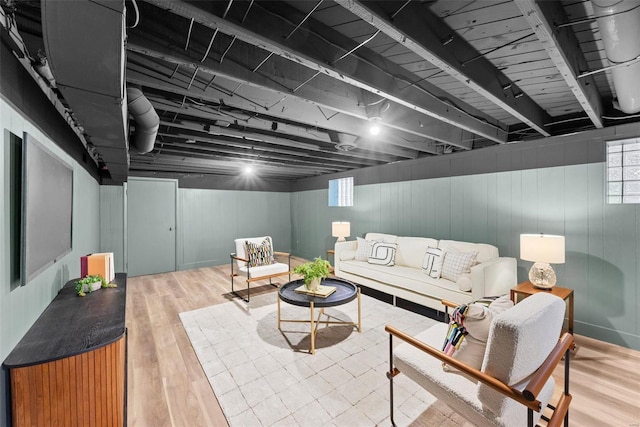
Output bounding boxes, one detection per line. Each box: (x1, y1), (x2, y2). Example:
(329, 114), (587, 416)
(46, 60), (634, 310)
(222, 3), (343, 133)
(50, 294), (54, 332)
(124, 176), (178, 275)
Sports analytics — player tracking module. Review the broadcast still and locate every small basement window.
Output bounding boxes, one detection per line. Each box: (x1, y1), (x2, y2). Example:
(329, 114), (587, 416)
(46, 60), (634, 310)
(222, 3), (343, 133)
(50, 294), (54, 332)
(606, 138), (640, 204)
(329, 177), (353, 207)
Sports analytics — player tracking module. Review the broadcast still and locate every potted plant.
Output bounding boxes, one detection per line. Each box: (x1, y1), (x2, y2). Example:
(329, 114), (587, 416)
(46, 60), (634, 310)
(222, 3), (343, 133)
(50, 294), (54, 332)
(74, 275), (117, 297)
(293, 257), (331, 291)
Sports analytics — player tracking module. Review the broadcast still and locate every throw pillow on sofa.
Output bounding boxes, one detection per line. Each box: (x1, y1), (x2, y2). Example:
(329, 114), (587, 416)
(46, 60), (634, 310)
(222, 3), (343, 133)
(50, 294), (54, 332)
(456, 274), (473, 292)
(368, 242), (397, 266)
(422, 247), (444, 279)
(441, 250), (478, 281)
(355, 237), (377, 261)
(442, 294), (514, 372)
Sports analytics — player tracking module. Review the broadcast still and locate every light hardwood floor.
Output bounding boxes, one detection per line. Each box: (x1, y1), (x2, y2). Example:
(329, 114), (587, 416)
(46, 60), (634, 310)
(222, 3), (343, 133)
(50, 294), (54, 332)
(126, 264), (640, 427)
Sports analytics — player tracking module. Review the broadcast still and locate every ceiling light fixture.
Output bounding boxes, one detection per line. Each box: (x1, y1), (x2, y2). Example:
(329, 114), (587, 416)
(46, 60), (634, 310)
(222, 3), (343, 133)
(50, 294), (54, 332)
(369, 119), (381, 136)
(243, 165), (253, 175)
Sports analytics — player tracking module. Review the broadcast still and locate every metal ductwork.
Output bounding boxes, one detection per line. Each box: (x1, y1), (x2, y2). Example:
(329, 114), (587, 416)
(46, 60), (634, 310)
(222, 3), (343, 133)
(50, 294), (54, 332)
(127, 87), (158, 154)
(42, 1), (129, 182)
(592, 0), (640, 114)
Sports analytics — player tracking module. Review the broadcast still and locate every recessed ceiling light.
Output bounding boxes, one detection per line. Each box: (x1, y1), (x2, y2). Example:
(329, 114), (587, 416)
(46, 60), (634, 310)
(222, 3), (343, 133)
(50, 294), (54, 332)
(243, 166), (253, 174)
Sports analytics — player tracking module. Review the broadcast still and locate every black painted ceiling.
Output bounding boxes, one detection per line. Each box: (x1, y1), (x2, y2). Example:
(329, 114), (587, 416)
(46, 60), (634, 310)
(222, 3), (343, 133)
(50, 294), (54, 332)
(6, 1), (640, 181)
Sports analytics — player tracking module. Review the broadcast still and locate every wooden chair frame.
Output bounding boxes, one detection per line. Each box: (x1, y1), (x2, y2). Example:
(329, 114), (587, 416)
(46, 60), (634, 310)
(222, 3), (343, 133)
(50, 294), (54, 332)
(386, 299), (574, 427)
(230, 251), (291, 302)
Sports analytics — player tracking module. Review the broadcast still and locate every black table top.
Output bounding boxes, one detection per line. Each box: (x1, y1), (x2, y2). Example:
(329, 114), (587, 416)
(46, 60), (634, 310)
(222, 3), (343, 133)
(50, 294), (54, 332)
(3, 273), (127, 369)
(279, 278), (358, 308)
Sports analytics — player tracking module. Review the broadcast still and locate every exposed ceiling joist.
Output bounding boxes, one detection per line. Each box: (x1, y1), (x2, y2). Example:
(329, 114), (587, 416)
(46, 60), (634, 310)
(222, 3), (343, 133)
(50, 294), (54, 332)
(141, 0), (499, 146)
(127, 62), (439, 153)
(514, 0), (603, 129)
(126, 40), (471, 149)
(334, 0), (553, 137)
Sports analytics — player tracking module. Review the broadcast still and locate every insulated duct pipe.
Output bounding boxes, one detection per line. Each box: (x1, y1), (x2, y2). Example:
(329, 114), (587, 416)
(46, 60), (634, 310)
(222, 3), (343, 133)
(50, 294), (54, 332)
(592, 0), (640, 114)
(127, 87), (159, 154)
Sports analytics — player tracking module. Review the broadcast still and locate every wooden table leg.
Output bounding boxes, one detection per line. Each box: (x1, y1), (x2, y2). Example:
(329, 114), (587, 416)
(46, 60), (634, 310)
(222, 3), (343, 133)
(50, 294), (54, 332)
(357, 287), (362, 333)
(277, 295), (281, 330)
(310, 301), (315, 355)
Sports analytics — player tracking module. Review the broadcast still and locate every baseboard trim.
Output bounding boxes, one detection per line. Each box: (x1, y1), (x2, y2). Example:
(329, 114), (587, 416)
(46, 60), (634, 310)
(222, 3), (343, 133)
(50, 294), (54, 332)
(575, 321), (640, 351)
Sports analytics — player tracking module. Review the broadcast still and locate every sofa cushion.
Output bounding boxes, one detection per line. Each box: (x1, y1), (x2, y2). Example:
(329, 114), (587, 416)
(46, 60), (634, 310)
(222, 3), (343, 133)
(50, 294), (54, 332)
(441, 251), (478, 281)
(355, 237), (377, 261)
(422, 247), (444, 279)
(365, 232), (397, 243)
(396, 237), (438, 268)
(439, 240), (498, 263)
(456, 274), (472, 291)
(339, 260), (471, 302)
(339, 249), (357, 261)
(368, 242), (397, 266)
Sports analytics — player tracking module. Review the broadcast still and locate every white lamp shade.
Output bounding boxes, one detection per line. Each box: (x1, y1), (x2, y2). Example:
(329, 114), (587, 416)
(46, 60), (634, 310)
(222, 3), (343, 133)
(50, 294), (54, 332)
(520, 234), (565, 264)
(332, 221), (351, 239)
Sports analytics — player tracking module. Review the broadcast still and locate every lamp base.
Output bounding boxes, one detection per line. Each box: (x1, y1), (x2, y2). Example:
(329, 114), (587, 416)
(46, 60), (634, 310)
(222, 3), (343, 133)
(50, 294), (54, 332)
(528, 262), (557, 289)
(335, 237), (346, 243)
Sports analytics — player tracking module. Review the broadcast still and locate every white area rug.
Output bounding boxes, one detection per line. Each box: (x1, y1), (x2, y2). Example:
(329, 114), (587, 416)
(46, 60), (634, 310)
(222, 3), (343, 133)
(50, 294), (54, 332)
(179, 292), (464, 426)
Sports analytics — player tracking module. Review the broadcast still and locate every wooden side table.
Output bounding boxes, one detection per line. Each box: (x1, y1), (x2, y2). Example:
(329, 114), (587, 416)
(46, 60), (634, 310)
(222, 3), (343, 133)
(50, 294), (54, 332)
(327, 249), (335, 273)
(510, 281), (574, 335)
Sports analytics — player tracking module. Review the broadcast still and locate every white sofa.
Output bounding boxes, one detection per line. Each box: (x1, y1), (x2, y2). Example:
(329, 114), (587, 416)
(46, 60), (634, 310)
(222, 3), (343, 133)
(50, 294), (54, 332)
(334, 233), (517, 311)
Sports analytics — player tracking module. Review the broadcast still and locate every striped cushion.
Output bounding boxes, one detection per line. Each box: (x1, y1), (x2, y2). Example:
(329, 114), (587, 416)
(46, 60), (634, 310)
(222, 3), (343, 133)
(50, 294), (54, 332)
(422, 247), (444, 278)
(245, 238), (274, 267)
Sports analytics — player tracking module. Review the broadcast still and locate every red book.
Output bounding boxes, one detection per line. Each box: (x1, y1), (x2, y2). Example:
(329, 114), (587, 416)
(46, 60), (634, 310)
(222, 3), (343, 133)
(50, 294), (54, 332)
(80, 255), (89, 278)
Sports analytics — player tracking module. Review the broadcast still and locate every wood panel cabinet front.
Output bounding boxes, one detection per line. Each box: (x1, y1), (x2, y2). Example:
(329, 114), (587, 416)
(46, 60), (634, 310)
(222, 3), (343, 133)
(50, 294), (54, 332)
(10, 336), (126, 427)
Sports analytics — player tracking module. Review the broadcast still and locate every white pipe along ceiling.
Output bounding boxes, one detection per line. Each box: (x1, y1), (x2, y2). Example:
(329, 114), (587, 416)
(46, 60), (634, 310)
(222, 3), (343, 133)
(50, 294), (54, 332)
(592, 0), (640, 114)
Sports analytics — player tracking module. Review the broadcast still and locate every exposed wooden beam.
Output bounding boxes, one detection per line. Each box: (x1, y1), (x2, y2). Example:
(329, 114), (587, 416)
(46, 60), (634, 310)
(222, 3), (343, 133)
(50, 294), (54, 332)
(130, 152), (339, 178)
(126, 41), (468, 149)
(128, 62), (439, 154)
(514, 0), (603, 128)
(140, 0), (496, 146)
(156, 135), (384, 168)
(157, 118), (418, 159)
(334, 0), (553, 137)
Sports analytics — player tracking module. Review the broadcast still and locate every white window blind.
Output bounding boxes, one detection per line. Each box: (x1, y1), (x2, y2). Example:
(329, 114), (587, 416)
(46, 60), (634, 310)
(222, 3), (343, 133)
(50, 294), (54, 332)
(328, 177), (353, 207)
(606, 138), (640, 204)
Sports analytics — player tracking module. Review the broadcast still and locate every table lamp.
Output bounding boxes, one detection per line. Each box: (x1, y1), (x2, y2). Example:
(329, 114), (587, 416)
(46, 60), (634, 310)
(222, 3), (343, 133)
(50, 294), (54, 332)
(520, 234), (565, 289)
(332, 221), (351, 242)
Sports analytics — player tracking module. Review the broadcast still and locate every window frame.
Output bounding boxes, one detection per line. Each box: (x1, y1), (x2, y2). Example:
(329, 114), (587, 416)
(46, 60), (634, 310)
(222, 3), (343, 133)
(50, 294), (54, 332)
(328, 176), (354, 207)
(606, 137), (640, 204)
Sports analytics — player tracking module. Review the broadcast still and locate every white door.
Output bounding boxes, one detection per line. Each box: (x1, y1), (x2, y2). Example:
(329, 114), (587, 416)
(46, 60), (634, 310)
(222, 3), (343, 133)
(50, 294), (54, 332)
(126, 177), (177, 276)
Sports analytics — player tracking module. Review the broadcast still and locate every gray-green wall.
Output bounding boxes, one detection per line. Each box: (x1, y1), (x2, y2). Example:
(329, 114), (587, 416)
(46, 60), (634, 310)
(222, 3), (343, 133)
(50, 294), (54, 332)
(1, 97), (101, 424)
(177, 188), (291, 270)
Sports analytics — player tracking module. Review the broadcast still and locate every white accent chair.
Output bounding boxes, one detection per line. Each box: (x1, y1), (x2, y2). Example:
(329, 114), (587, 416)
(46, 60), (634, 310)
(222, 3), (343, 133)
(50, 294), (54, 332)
(230, 236), (291, 302)
(387, 292), (573, 427)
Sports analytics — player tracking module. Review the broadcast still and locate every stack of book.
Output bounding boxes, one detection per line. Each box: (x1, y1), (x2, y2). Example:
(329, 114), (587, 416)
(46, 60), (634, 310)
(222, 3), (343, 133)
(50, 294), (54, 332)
(80, 252), (115, 282)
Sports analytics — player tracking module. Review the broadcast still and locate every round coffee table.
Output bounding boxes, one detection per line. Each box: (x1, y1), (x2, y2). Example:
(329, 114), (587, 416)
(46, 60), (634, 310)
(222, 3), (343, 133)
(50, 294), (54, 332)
(277, 278), (361, 354)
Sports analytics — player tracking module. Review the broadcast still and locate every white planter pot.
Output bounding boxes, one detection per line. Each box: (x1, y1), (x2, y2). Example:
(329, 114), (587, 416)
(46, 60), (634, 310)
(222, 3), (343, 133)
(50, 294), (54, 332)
(83, 280), (102, 293)
(307, 277), (321, 292)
